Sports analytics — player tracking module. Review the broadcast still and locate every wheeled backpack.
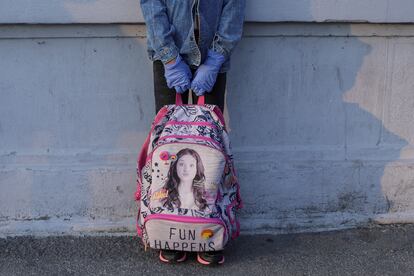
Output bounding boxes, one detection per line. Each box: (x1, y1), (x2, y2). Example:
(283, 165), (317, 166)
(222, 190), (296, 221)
(135, 94), (242, 252)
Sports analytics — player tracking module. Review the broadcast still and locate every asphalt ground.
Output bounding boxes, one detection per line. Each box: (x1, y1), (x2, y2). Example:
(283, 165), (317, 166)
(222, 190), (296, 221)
(1, 224), (414, 276)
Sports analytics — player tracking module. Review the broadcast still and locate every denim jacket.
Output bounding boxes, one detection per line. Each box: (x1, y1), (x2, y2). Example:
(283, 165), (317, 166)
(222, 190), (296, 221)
(140, 0), (246, 73)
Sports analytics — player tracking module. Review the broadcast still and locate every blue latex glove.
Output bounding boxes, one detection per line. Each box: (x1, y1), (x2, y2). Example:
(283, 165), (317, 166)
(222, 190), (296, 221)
(191, 49), (226, 96)
(164, 54), (192, 94)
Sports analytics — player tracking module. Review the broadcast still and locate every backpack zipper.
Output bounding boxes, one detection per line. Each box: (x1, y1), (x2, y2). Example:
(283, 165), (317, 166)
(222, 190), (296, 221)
(146, 140), (230, 165)
(165, 121), (218, 129)
(158, 135), (223, 151)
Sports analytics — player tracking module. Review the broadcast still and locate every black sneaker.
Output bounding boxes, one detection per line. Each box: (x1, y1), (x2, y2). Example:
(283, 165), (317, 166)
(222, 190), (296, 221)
(159, 250), (187, 263)
(197, 251), (225, 265)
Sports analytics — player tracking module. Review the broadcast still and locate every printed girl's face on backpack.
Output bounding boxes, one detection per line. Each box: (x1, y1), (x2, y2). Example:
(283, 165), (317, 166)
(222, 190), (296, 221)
(176, 154), (197, 182)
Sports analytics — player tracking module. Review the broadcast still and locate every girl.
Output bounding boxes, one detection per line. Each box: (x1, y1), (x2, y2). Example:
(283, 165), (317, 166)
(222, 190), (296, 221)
(140, 0), (246, 265)
(161, 148), (207, 211)
(140, 0), (246, 113)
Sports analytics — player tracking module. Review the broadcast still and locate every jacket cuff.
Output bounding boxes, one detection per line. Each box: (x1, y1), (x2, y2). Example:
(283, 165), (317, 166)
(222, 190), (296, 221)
(209, 34), (230, 61)
(154, 44), (180, 65)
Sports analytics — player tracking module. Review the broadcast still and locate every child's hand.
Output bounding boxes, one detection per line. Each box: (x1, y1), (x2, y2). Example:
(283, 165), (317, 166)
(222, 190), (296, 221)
(191, 49), (225, 96)
(164, 54), (192, 94)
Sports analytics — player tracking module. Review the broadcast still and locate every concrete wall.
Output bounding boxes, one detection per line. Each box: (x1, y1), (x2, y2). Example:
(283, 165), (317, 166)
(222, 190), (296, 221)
(1, 1), (414, 236)
(1, 0), (414, 23)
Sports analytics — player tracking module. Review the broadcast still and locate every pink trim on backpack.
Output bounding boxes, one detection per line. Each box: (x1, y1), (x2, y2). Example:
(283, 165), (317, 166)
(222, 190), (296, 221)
(152, 106), (169, 128)
(144, 213), (225, 226)
(213, 106), (226, 130)
(135, 182), (141, 201)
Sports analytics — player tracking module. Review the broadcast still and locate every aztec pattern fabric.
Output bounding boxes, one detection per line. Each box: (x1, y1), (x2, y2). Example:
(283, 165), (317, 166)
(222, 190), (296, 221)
(135, 99), (242, 252)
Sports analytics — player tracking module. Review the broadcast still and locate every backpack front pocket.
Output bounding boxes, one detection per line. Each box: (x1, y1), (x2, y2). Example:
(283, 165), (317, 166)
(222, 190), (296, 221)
(158, 121), (223, 151)
(144, 214), (228, 252)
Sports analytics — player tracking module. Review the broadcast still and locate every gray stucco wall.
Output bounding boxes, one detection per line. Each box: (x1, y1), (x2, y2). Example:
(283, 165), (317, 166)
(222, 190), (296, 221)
(1, 2), (414, 236)
(1, 0), (414, 23)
